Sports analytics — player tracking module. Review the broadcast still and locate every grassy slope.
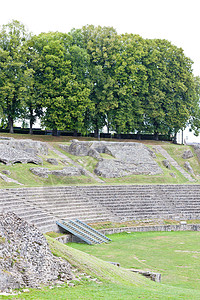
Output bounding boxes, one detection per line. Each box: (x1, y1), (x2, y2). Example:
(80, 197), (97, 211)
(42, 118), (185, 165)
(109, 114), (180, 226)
(2, 236), (200, 300)
(162, 144), (200, 178)
(1, 132), (200, 187)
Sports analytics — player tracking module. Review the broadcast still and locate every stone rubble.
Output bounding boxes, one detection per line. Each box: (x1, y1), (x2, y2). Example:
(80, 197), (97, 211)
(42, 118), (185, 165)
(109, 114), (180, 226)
(46, 158), (59, 165)
(30, 166), (85, 178)
(1, 170), (11, 175)
(162, 159), (171, 169)
(0, 212), (72, 292)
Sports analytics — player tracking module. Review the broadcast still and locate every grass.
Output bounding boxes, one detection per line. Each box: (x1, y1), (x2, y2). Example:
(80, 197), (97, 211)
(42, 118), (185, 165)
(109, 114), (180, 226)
(0, 236), (5, 244)
(0, 132), (169, 144)
(2, 234), (200, 299)
(162, 144), (200, 178)
(45, 231), (66, 238)
(68, 231), (200, 291)
(0, 162), (97, 188)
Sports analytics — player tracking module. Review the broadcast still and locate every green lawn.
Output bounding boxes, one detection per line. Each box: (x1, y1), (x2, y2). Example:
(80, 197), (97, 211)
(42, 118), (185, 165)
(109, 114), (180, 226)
(68, 231), (200, 291)
(2, 233), (200, 300)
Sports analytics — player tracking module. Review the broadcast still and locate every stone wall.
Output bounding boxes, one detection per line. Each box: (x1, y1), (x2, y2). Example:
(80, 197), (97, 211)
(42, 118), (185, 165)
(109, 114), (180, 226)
(99, 224), (200, 235)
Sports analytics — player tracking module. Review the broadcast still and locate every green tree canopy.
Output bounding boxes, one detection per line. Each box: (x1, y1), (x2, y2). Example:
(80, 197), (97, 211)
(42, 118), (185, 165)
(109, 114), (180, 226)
(0, 20), (199, 138)
(142, 38), (196, 139)
(0, 20), (30, 133)
(70, 25), (120, 136)
(31, 32), (91, 133)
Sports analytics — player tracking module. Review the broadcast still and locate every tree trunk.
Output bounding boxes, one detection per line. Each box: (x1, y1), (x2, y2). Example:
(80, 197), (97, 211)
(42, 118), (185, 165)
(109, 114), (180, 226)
(73, 130), (78, 137)
(107, 125), (110, 134)
(94, 127), (99, 138)
(154, 132), (159, 141)
(52, 128), (58, 136)
(173, 132), (177, 144)
(137, 132), (141, 140)
(8, 117), (14, 134)
(29, 108), (34, 135)
(29, 119), (33, 135)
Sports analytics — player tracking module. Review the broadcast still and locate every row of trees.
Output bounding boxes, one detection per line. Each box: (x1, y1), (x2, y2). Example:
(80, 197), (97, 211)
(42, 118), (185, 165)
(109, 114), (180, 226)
(0, 20), (199, 139)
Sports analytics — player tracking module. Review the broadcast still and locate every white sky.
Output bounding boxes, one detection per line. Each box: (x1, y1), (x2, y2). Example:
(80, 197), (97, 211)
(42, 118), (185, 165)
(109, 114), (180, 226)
(1, 0), (200, 76)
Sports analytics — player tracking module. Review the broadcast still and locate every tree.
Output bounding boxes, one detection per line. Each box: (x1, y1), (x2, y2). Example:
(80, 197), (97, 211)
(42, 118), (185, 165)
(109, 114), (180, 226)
(70, 25), (120, 136)
(19, 38), (43, 134)
(0, 20), (30, 133)
(109, 33), (148, 135)
(32, 32), (91, 133)
(188, 76), (200, 135)
(142, 39), (196, 140)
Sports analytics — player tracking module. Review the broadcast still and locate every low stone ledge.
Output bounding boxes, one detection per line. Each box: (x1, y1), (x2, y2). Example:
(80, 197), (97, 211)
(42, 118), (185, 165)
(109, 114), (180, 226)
(54, 223), (200, 244)
(184, 161), (194, 175)
(99, 224), (200, 235)
(128, 269), (161, 282)
(0, 172), (23, 185)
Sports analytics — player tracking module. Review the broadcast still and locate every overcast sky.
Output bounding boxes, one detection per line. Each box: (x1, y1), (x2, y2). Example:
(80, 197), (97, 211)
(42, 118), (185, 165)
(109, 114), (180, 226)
(1, 0), (200, 76)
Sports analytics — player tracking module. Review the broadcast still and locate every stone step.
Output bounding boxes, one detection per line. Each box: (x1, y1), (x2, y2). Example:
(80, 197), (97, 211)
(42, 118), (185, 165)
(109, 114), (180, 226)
(1, 184), (200, 233)
(1, 185), (200, 195)
(17, 209), (52, 217)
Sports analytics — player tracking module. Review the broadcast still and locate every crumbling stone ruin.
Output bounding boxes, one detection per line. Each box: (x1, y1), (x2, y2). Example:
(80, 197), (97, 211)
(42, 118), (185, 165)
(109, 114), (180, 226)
(0, 137), (48, 155)
(0, 212), (72, 292)
(30, 166), (85, 178)
(0, 137), (47, 165)
(0, 145), (43, 165)
(60, 140), (162, 178)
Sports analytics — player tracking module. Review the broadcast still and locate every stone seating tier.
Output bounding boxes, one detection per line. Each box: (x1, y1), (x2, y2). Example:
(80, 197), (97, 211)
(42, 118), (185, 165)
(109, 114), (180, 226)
(0, 185), (200, 232)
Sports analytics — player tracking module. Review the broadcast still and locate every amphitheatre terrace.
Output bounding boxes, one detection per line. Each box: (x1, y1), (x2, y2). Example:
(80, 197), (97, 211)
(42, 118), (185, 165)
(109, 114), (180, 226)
(0, 136), (200, 234)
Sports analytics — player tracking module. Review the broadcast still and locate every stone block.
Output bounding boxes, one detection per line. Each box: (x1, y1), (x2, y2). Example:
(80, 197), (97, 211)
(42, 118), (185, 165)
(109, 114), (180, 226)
(182, 150), (193, 159)
(46, 158), (59, 165)
(162, 160), (171, 169)
(184, 161), (194, 175)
